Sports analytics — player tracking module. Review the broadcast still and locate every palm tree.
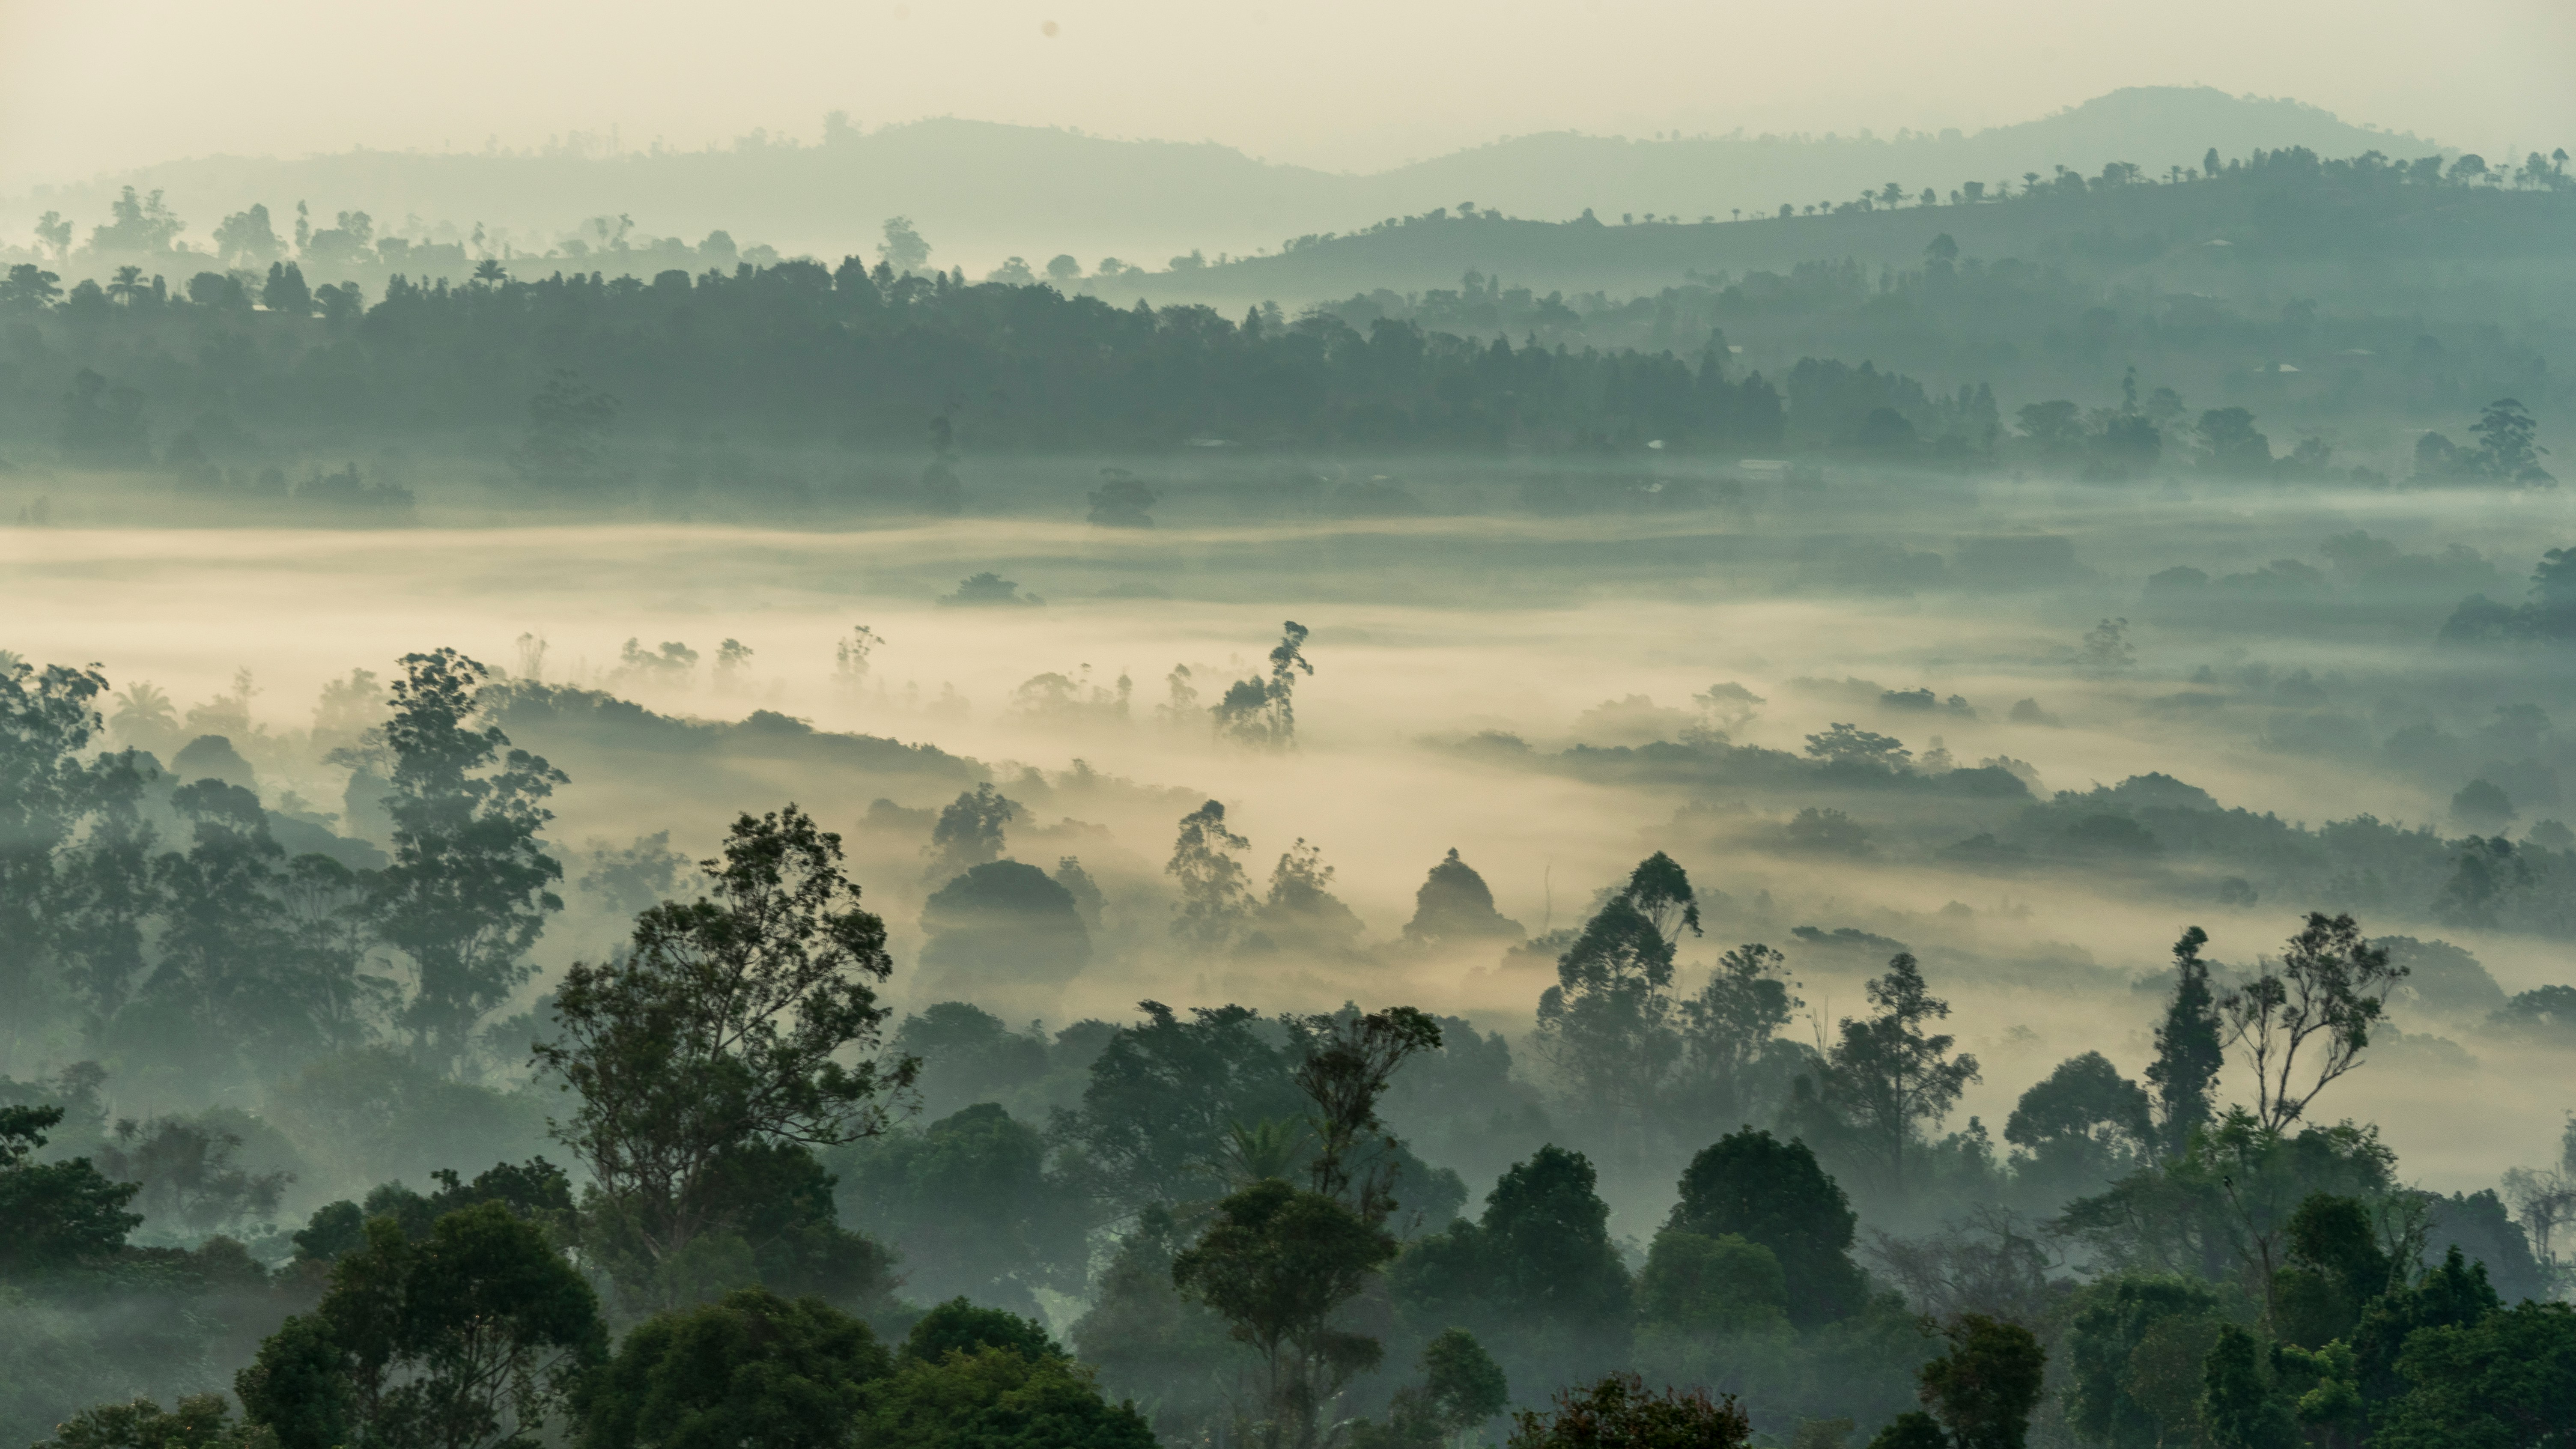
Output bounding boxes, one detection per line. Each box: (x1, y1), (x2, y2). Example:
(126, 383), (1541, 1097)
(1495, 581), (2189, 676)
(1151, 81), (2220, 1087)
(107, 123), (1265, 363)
(105, 265), (144, 305)
(110, 680), (177, 745)
(471, 258), (507, 285)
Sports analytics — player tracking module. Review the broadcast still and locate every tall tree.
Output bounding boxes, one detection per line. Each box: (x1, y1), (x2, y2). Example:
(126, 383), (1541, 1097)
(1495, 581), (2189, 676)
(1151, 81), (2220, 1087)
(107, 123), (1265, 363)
(368, 649), (566, 1067)
(2144, 927), (2223, 1157)
(1173, 1178), (1397, 1449)
(1166, 800), (1254, 947)
(1816, 954), (1980, 1192)
(1665, 1128), (1868, 1327)
(1535, 853), (1702, 1155)
(536, 805), (915, 1299)
(2218, 914), (2406, 1132)
(1283, 1006), (1442, 1221)
(1212, 622), (1314, 748)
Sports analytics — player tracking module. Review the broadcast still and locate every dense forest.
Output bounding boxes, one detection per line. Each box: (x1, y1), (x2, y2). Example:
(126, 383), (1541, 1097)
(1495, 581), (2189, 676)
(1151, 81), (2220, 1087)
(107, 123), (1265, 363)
(0, 144), (2566, 528)
(7, 631), (2576, 1449)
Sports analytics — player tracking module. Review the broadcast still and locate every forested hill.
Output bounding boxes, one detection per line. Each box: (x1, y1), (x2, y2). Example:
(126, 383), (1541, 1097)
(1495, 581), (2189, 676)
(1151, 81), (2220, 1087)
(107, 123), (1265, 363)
(12, 87), (2427, 271)
(1133, 145), (2576, 306)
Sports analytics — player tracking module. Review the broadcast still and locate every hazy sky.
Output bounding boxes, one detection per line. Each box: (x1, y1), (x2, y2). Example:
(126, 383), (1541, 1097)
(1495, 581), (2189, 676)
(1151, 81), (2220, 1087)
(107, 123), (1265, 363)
(4, 0), (2573, 191)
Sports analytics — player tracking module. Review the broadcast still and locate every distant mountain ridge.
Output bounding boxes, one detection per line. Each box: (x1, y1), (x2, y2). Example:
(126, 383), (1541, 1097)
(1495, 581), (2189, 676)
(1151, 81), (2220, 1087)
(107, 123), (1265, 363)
(9, 87), (2436, 273)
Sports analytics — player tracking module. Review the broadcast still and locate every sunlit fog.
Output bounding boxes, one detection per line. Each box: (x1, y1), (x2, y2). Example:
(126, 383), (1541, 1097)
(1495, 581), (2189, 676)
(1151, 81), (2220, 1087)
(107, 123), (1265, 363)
(4, 10), (2576, 1449)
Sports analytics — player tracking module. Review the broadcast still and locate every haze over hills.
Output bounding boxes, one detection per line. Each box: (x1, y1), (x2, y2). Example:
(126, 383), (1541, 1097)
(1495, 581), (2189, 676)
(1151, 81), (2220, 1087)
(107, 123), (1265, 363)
(11, 87), (2435, 274)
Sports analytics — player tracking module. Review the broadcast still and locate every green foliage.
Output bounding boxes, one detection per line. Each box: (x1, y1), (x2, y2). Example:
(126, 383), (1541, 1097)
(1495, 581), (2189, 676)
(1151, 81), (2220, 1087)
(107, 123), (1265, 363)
(860, 1345), (1156, 1449)
(536, 804), (910, 1309)
(1505, 1372), (1751, 1449)
(1283, 1005), (1443, 1221)
(368, 648), (566, 1065)
(1049, 1001), (1304, 1216)
(1165, 801), (1255, 947)
(577, 1288), (888, 1449)
(918, 861), (1090, 999)
(835, 1105), (1085, 1314)
(1401, 849), (1523, 944)
(2352, 1244), (2500, 1404)
(1804, 954), (1979, 1193)
(1067, 1208), (1243, 1443)
(239, 1202), (604, 1449)
(1535, 854), (1702, 1157)
(1913, 1314), (2046, 1449)
(1636, 1231), (1790, 1338)
(2215, 912), (2404, 1133)
(904, 1298), (1063, 1364)
(0, 1104), (142, 1277)
(2143, 927), (2224, 1157)
(2062, 1274), (2229, 1449)
(2272, 1192), (2393, 1348)
(1665, 1128), (1866, 1328)
(33, 1393), (273, 1449)
(2196, 1324), (2295, 1449)
(1172, 1178), (1397, 1449)
(1390, 1147), (1634, 1396)
(2376, 1299), (2576, 1448)
(2002, 1052), (2151, 1202)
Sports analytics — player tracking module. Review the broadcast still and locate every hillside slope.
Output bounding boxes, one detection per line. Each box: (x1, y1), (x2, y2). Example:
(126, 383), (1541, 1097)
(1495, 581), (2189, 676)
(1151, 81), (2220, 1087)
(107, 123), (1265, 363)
(9, 88), (2431, 273)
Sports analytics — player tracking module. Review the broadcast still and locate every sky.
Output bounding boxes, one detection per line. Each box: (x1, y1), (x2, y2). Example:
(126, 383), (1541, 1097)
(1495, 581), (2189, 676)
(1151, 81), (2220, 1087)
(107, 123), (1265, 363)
(3, 0), (2573, 193)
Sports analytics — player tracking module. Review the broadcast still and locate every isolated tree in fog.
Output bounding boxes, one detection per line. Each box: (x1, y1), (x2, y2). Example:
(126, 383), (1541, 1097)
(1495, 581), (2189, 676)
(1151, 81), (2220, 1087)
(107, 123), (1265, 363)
(1535, 853), (1701, 1151)
(369, 648), (564, 1067)
(2218, 913), (2405, 1132)
(2144, 926), (2224, 1155)
(923, 782), (1015, 880)
(1166, 799), (1254, 946)
(1213, 622), (1313, 748)
(1401, 848), (1524, 943)
(877, 216), (931, 275)
(2003, 1052), (2153, 1197)
(1814, 953), (1980, 1191)
(535, 805), (915, 1279)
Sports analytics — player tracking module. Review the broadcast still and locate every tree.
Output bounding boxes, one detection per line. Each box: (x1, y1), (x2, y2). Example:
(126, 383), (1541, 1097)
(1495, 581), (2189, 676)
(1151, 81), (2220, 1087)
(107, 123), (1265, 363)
(1283, 1006), (1442, 1220)
(1400, 850), (1523, 944)
(1804, 723), (1911, 771)
(1535, 853), (1701, 1154)
(0, 657), (113, 1041)
(1389, 1147), (1634, 1394)
(238, 1202), (604, 1449)
(2217, 914), (2405, 1132)
(33, 1393), (266, 1449)
(2466, 398), (2552, 486)
(2196, 1324), (2295, 1449)
(1506, 1374), (1750, 1449)
(367, 649), (565, 1066)
(1911, 1314), (2046, 1449)
(862, 1342), (1155, 1449)
(878, 217), (931, 274)
(1665, 1128), (1868, 1327)
(901, 1297), (1061, 1363)
(1253, 840), (1367, 954)
(0, 1103), (141, 1277)
(1673, 944), (1801, 1125)
(917, 861), (1088, 1004)
(1087, 468), (1158, 528)
(1635, 1231), (1789, 1338)
(577, 1287), (888, 1449)
(1166, 800), (1254, 947)
(2375, 1300), (2576, 1449)
(212, 205), (282, 268)
(1213, 622), (1314, 748)
(2144, 927), (2223, 1157)
(1814, 954), (1980, 1191)
(535, 805), (914, 1301)
(923, 784), (1015, 880)
(2062, 1274), (2227, 1449)
(1050, 1002), (1305, 1218)
(833, 1104), (1086, 1315)
(2, 262), (65, 310)
(1172, 1178), (1398, 1449)
(261, 262), (312, 316)
(2003, 1053), (2152, 1199)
